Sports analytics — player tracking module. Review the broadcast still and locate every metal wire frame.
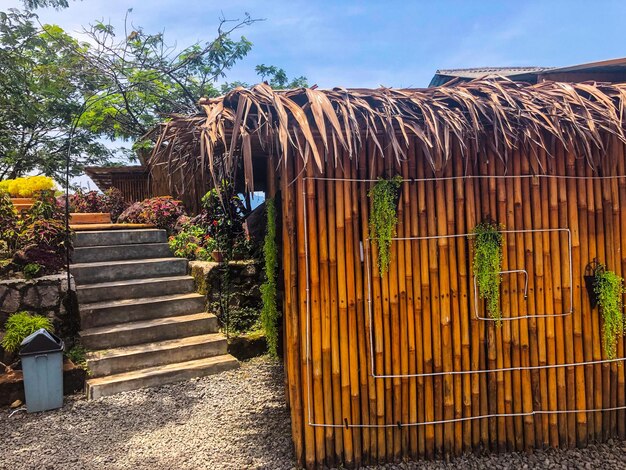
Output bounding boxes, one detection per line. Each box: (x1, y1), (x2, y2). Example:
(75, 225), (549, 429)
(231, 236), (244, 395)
(473, 269), (529, 320)
(301, 176), (626, 429)
(365, 228), (574, 378)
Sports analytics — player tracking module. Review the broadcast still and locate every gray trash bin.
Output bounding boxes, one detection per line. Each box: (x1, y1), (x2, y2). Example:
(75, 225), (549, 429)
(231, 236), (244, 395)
(19, 328), (64, 413)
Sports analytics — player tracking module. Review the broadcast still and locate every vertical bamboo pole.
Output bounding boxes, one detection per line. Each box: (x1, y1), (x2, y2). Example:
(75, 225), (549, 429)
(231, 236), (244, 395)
(556, 146), (578, 447)
(417, 152), (435, 458)
(538, 147), (560, 448)
(600, 145), (617, 439)
(495, 155), (514, 451)
(295, 152), (316, 468)
(353, 144), (372, 464)
(586, 161), (603, 441)
(503, 156), (524, 451)
(424, 157), (444, 455)
(529, 152), (550, 446)
(384, 150), (402, 461)
(359, 142), (379, 462)
(465, 142), (484, 448)
(282, 147), (304, 465)
(342, 149), (363, 466)
(333, 153), (355, 466)
(305, 153), (327, 465)
(481, 149), (501, 450)
(436, 159), (455, 455)
(453, 143), (473, 452)
(409, 140), (426, 456)
(591, 150), (609, 440)
(545, 148), (567, 447)
(513, 152), (536, 449)
(446, 145), (463, 454)
(400, 156), (418, 457)
(574, 151), (594, 443)
(615, 138), (626, 439)
(475, 147), (490, 448)
(326, 156), (345, 462)
(315, 148), (336, 465)
(368, 143), (387, 463)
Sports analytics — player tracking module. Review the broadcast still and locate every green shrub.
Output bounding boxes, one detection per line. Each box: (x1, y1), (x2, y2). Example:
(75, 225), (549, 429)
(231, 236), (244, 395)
(595, 266), (625, 359)
(368, 176), (402, 275)
(261, 198), (279, 357)
(1, 311), (54, 353)
(118, 196), (186, 234)
(66, 344), (87, 369)
(168, 225), (216, 261)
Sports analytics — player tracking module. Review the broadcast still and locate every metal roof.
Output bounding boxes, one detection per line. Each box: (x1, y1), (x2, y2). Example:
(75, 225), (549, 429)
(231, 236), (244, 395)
(429, 57), (626, 87)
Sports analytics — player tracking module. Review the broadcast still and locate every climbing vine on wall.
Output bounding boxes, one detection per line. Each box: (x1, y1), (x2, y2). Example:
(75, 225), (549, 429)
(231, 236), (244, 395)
(368, 176), (402, 276)
(472, 219), (504, 324)
(594, 265), (625, 359)
(261, 198), (279, 357)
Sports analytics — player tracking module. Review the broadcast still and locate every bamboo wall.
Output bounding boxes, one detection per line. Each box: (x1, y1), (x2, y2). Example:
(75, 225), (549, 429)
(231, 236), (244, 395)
(280, 135), (626, 468)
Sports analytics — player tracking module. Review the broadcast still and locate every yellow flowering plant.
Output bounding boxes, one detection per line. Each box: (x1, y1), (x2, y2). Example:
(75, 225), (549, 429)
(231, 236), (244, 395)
(0, 176), (56, 198)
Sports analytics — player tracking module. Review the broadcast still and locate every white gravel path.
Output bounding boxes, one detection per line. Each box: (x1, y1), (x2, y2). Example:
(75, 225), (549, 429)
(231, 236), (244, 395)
(2, 356), (626, 469)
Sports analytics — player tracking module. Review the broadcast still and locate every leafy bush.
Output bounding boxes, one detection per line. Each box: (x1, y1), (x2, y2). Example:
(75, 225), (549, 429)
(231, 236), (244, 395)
(0, 192), (18, 253)
(66, 344), (87, 369)
(1, 311), (54, 353)
(595, 266), (626, 359)
(118, 196), (186, 234)
(0, 190), (71, 278)
(24, 190), (64, 223)
(0, 176), (56, 197)
(168, 225), (216, 261)
(472, 220), (504, 324)
(261, 199), (279, 357)
(68, 188), (128, 222)
(192, 183), (251, 258)
(13, 219), (70, 275)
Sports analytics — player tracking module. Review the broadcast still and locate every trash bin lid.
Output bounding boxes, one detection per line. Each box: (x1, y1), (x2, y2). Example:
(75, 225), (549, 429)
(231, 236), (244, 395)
(19, 329), (64, 357)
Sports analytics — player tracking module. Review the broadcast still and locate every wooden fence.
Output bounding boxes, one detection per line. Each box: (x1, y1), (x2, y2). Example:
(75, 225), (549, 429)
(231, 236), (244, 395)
(279, 135), (626, 468)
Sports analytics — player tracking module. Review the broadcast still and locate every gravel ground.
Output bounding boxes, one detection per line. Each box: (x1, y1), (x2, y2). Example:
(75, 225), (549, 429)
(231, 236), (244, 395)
(2, 356), (626, 469)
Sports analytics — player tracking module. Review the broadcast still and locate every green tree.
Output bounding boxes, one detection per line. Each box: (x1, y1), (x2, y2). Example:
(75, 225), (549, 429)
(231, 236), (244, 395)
(73, 12), (257, 155)
(0, 10), (111, 180)
(221, 64), (308, 93)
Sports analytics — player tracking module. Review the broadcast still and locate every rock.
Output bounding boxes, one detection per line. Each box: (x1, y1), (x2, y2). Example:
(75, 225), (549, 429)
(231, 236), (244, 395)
(10, 399), (22, 408)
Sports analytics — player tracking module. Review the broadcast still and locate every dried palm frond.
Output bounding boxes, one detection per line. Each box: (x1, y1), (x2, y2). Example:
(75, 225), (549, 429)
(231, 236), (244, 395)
(146, 77), (626, 199)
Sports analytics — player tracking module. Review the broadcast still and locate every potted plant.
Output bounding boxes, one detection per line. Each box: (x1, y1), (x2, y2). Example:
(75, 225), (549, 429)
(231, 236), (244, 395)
(593, 264), (625, 359)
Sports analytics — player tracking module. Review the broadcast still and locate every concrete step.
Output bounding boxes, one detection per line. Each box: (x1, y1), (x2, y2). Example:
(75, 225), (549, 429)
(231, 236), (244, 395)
(86, 334), (228, 377)
(77, 276), (195, 304)
(80, 312), (218, 349)
(86, 354), (239, 399)
(71, 257), (187, 284)
(80, 293), (206, 329)
(74, 229), (167, 247)
(72, 242), (172, 263)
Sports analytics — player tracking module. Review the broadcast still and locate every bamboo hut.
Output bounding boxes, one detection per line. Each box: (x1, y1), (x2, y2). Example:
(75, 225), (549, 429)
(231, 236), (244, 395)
(149, 79), (626, 468)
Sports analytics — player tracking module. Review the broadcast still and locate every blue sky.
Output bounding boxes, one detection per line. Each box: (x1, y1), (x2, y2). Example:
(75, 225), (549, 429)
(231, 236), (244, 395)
(3, 0), (626, 189)
(4, 0), (626, 89)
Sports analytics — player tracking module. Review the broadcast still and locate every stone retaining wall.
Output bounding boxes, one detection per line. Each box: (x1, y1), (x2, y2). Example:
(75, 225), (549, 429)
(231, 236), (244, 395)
(0, 274), (79, 348)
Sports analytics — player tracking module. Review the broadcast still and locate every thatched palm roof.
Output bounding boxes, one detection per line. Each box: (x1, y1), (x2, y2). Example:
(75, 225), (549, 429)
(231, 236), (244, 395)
(148, 79), (626, 193)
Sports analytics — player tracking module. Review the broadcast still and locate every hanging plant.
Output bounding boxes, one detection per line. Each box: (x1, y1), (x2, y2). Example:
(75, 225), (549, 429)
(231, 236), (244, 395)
(368, 176), (403, 276)
(594, 265), (625, 359)
(261, 198), (280, 357)
(472, 219), (504, 324)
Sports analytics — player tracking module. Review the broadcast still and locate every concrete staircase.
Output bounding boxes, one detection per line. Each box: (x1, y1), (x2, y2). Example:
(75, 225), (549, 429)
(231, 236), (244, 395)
(71, 229), (238, 399)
